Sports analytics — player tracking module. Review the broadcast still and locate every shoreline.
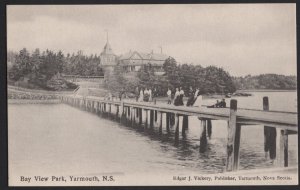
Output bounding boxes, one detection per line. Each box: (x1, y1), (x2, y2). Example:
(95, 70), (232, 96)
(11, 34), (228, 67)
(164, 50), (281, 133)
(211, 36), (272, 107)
(237, 89), (296, 92)
(8, 99), (61, 104)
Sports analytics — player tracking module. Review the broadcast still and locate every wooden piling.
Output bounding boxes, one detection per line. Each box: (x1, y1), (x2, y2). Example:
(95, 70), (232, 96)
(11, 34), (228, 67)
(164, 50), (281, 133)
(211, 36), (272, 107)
(263, 96), (277, 160)
(145, 109), (148, 129)
(279, 129), (288, 167)
(115, 105), (119, 121)
(182, 115), (189, 136)
(199, 120), (207, 153)
(134, 108), (139, 127)
(207, 119), (212, 139)
(174, 114), (179, 144)
(121, 105), (126, 124)
(139, 108), (143, 127)
(150, 110), (154, 129)
(109, 103), (112, 118)
(126, 106), (131, 126)
(130, 107), (134, 126)
(170, 113), (175, 126)
(166, 113), (170, 133)
(226, 99), (241, 172)
(158, 111), (163, 134)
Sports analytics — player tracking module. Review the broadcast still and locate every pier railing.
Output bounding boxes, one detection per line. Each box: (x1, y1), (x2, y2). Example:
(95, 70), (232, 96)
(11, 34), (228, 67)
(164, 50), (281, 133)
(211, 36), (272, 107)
(60, 95), (298, 172)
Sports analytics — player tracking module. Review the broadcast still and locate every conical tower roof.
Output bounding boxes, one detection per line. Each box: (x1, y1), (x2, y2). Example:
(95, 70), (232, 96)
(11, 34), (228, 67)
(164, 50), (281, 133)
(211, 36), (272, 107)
(101, 42), (114, 55)
(101, 30), (114, 55)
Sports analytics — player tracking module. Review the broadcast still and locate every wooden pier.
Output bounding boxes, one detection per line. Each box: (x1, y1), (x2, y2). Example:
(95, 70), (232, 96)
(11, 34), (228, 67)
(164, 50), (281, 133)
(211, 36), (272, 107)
(60, 95), (298, 172)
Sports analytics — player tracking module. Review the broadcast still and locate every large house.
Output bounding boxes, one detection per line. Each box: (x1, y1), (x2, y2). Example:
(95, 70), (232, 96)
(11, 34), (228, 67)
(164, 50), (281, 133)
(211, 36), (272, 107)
(118, 50), (169, 73)
(99, 37), (169, 75)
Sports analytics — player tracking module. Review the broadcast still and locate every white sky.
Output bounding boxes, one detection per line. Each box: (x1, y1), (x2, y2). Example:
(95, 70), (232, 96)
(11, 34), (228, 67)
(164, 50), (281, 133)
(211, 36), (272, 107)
(7, 4), (296, 76)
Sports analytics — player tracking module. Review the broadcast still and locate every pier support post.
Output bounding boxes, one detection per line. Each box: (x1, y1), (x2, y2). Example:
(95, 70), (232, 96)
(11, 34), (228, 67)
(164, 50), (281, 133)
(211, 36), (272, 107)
(166, 113), (170, 133)
(133, 108), (137, 127)
(182, 115), (189, 136)
(158, 111), (163, 134)
(279, 129), (288, 167)
(95, 102), (99, 114)
(109, 104), (112, 118)
(126, 107), (130, 124)
(145, 109), (148, 129)
(139, 108), (143, 127)
(226, 99), (241, 172)
(150, 110), (154, 129)
(115, 105), (119, 121)
(155, 110), (158, 122)
(174, 114), (179, 144)
(207, 119), (212, 139)
(199, 120), (207, 153)
(99, 103), (102, 115)
(130, 107), (135, 127)
(170, 113), (175, 126)
(100, 103), (102, 114)
(263, 96), (277, 160)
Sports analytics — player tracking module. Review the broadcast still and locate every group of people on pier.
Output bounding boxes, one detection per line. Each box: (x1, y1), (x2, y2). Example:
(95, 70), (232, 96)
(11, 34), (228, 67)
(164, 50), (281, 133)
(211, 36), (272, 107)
(135, 87), (158, 102)
(121, 86), (227, 108)
(168, 86), (203, 107)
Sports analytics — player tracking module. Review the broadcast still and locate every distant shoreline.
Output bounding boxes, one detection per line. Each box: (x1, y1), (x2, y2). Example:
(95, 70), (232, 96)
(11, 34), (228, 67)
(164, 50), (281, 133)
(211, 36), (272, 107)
(237, 89), (297, 92)
(8, 99), (61, 104)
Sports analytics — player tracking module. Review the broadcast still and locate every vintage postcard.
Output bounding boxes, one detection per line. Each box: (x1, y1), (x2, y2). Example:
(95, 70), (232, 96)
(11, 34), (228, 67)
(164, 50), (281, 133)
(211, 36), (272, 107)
(7, 4), (297, 186)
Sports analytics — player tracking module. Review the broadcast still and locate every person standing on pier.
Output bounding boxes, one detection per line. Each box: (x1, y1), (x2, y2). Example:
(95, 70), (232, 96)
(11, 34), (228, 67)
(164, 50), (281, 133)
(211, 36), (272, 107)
(153, 87), (158, 98)
(179, 87), (185, 106)
(186, 86), (195, 106)
(167, 88), (172, 104)
(135, 86), (139, 102)
(144, 88), (149, 102)
(173, 88), (180, 106)
(119, 88), (125, 101)
(138, 88), (144, 102)
(193, 89), (203, 108)
(148, 88), (153, 102)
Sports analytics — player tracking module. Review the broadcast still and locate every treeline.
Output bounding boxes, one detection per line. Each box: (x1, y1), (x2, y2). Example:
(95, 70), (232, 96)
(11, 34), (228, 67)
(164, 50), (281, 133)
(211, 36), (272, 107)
(106, 57), (236, 96)
(233, 74), (297, 90)
(7, 48), (104, 90)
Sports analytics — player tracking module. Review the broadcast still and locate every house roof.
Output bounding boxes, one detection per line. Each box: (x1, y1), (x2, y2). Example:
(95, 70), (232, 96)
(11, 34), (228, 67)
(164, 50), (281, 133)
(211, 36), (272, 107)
(119, 51), (169, 61)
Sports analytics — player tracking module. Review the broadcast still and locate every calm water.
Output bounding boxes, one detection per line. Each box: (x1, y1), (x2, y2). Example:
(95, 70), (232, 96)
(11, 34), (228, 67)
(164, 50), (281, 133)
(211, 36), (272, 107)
(8, 91), (298, 180)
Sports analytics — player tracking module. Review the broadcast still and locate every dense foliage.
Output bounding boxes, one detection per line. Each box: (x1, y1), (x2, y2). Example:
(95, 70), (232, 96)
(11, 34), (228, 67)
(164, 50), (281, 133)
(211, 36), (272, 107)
(136, 57), (236, 96)
(7, 48), (104, 90)
(233, 74), (297, 90)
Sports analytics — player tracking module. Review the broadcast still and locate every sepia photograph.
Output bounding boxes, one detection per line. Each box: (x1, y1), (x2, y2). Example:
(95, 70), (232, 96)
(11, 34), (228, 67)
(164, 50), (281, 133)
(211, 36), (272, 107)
(6, 3), (297, 186)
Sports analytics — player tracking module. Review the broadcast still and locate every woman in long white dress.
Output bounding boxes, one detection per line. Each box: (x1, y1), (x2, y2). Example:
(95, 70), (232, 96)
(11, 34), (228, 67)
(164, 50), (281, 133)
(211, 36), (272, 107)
(173, 88), (180, 106)
(138, 89), (144, 102)
(148, 88), (152, 102)
(193, 90), (203, 108)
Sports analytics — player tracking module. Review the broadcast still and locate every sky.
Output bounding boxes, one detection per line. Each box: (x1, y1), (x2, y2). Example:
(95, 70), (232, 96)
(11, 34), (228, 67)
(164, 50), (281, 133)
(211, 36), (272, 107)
(7, 4), (296, 76)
